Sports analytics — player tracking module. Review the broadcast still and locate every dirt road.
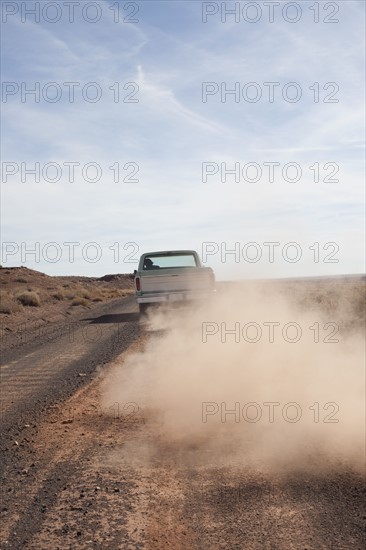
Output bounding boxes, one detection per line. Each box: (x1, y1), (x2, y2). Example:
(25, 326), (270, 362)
(1, 292), (365, 549)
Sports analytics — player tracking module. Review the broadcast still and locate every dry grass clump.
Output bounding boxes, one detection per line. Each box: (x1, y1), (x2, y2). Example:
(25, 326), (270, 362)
(102, 288), (134, 300)
(0, 301), (12, 314)
(15, 290), (41, 307)
(90, 290), (104, 302)
(65, 284), (93, 307)
(52, 287), (65, 301)
(65, 284), (91, 301)
(71, 297), (89, 307)
(0, 290), (21, 314)
(79, 288), (91, 300)
(66, 285), (133, 305)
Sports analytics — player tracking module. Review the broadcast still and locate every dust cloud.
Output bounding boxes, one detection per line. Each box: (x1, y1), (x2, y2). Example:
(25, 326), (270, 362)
(100, 281), (365, 474)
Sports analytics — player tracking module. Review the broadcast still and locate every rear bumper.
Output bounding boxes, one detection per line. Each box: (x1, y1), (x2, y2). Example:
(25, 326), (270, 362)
(137, 289), (216, 304)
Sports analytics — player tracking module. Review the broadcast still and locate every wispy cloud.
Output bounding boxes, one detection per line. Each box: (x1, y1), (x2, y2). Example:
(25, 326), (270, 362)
(1, 0), (364, 277)
(135, 64), (227, 134)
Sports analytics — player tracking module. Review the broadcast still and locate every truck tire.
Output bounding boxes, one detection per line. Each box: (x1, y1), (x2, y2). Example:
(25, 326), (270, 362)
(139, 303), (149, 315)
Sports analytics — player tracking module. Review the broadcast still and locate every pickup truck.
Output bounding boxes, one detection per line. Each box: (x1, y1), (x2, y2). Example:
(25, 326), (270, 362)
(134, 250), (215, 313)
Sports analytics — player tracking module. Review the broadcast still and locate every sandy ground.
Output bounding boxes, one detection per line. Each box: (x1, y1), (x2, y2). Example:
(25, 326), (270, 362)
(0, 266), (134, 353)
(0, 277), (365, 549)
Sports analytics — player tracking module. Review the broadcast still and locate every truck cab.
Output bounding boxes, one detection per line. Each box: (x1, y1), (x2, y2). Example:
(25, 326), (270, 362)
(134, 250), (215, 313)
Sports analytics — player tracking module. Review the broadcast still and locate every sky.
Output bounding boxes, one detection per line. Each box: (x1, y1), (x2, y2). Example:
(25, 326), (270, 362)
(1, 0), (365, 279)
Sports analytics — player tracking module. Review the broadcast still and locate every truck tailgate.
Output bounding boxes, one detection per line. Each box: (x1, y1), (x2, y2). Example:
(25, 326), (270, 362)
(140, 268), (213, 293)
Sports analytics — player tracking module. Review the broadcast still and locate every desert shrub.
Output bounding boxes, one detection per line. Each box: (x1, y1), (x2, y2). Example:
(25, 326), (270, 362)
(0, 291), (16, 314)
(0, 294), (21, 314)
(16, 291), (41, 307)
(65, 284), (91, 301)
(0, 302), (12, 314)
(91, 291), (103, 302)
(79, 288), (91, 300)
(6, 304), (21, 314)
(102, 289), (129, 299)
(65, 285), (80, 300)
(52, 287), (65, 301)
(71, 297), (89, 307)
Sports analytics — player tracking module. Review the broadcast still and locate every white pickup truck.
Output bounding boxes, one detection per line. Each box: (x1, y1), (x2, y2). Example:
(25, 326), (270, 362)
(134, 250), (215, 313)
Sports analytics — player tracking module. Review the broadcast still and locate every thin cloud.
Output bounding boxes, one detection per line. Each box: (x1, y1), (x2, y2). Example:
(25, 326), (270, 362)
(136, 65), (227, 134)
(1, 1), (364, 277)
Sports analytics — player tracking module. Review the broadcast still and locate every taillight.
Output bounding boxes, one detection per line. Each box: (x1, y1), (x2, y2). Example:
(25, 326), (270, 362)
(135, 277), (140, 291)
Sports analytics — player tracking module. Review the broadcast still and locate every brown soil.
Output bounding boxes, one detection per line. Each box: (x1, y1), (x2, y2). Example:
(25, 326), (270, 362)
(0, 276), (365, 549)
(0, 266), (135, 352)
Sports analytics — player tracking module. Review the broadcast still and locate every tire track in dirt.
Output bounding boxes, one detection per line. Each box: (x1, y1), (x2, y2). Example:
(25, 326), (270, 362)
(1, 337), (146, 549)
(3, 332), (364, 549)
(1, 297), (142, 548)
(0, 297), (139, 432)
(1, 294), (365, 549)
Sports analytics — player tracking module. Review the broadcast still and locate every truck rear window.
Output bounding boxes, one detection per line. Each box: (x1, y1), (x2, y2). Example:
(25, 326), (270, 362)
(143, 254), (197, 270)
